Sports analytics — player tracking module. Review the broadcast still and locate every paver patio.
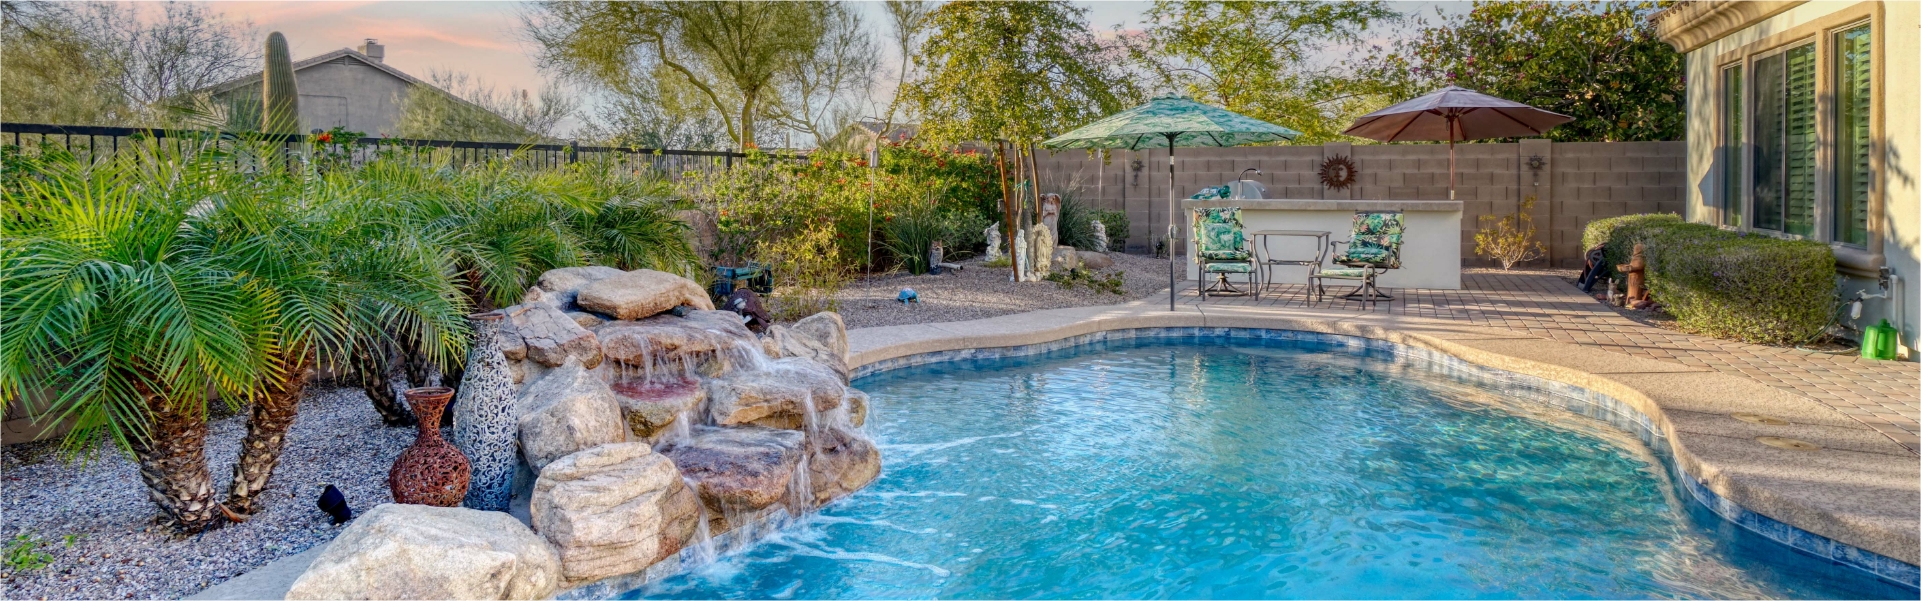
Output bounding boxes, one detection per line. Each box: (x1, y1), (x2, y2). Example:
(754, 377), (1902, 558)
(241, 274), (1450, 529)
(1184, 268), (1921, 453)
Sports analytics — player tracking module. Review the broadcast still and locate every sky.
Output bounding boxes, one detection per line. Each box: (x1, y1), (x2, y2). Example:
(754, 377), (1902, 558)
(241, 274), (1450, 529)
(188, 1), (1467, 137)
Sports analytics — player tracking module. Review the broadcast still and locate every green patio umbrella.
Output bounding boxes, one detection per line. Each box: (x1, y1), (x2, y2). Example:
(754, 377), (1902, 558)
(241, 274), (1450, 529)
(1042, 96), (1302, 311)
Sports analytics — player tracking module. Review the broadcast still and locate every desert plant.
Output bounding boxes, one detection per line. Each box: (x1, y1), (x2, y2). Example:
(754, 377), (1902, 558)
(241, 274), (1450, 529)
(881, 199), (988, 275)
(1474, 195), (1547, 270)
(759, 224), (847, 321)
(186, 166), (469, 516)
(1, 140), (271, 532)
(260, 32), (298, 135)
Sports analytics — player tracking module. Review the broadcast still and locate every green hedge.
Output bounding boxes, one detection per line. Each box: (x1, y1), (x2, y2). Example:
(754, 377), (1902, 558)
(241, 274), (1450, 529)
(1582, 214), (1836, 345)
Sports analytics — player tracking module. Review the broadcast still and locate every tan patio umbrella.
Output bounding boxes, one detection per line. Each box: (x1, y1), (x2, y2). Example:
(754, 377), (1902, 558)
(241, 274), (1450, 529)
(1342, 86), (1572, 199)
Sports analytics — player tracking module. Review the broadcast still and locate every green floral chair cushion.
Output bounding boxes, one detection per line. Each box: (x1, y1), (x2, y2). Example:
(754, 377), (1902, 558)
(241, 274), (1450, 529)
(1204, 262), (1255, 273)
(1317, 267), (1369, 278)
(1192, 207), (1251, 261)
(1189, 185), (1233, 201)
(1334, 212), (1404, 270)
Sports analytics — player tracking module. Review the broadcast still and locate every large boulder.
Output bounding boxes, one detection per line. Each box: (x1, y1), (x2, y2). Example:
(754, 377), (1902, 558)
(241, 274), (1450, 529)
(800, 425), (881, 507)
(516, 359), (628, 472)
(576, 269), (714, 321)
(705, 359), (847, 429)
(509, 303), (602, 369)
(598, 310), (757, 377)
(662, 426), (804, 531)
(766, 312), (849, 381)
(1052, 245), (1081, 271)
(531, 443), (702, 586)
(535, 266), (626, 310)
(844, 388), (868, 428)
(1079, 251), (1115, 270)
(285, 503), (561, 601)
(609, 376), (704, 440)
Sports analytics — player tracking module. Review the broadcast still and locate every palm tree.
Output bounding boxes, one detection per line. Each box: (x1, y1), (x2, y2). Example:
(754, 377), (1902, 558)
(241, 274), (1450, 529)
(1, 142), (271, 532)
(186, 159), (469, 516)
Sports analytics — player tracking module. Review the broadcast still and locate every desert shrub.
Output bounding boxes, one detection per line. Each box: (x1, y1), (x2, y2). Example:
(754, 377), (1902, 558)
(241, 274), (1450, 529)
(1474, 195), (1546, 269)
(881, 201), (989, 275)
(1585, 213), (1836, 345)
(1056, 196), (1132, 253)
(1582, 212), (1685, 272)
(757, 224), (847, 321)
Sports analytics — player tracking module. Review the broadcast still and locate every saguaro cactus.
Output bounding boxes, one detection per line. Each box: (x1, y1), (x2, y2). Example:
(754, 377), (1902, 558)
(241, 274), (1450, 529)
(262, 32), (300, 135)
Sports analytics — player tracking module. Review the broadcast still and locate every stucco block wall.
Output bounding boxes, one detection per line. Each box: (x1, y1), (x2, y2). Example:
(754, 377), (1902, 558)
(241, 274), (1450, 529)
(1035, 140), (1684, 268)
(1679, 0), (1918, 354)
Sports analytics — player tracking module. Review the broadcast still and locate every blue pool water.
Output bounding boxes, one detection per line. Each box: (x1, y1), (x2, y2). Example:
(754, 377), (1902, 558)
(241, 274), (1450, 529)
(632, 336), (1911, 599)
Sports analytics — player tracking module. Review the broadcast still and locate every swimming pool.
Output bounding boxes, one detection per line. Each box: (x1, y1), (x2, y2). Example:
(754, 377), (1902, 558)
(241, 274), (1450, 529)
(629, 335), (1911, 599)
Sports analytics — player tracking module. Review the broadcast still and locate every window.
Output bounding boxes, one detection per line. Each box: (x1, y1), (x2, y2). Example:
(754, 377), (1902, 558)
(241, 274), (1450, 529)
(1833, 23), (1871, 246)
(1720, 65), (1742, 227)
(1749, 43), (1816, 236)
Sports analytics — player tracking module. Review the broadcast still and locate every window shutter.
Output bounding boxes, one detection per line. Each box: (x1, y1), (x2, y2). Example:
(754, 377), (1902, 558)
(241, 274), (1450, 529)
(1834, 25), (1872, 246)
(1782, 45), (1816, 236)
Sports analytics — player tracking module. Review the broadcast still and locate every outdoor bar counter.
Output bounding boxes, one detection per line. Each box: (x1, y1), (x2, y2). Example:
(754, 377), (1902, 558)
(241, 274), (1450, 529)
(1181, 198), (1463, 290)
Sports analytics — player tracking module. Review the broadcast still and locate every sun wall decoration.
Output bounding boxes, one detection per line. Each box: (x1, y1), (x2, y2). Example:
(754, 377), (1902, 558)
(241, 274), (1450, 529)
(1318, 155), (1357, 191)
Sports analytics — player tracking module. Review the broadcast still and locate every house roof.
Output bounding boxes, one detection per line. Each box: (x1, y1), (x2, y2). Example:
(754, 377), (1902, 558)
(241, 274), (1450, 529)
(203, 47), (428, 95)
(1650, 1), (1806, 53)
(198, 47), (516, 132)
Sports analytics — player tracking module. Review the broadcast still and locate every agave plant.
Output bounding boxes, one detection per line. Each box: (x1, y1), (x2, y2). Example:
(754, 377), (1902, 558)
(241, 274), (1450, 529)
(1, 141), (271, 532)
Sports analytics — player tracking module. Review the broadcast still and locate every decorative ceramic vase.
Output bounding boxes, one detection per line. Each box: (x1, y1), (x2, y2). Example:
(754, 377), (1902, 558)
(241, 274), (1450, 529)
(452, 311), (517, 511)
(388, 387), (470, 507)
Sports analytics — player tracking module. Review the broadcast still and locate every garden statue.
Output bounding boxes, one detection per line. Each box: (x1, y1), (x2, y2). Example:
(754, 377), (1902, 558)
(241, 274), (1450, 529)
(984, 224), (1003, 262)
(1029, 224), (1056, 278)
(452, 311), (515, 511)
(1090, 220), (1109, 253)
(1615, 243), (1648, 304)
(389, 387), (471, 507)
(929, 241), (945, 275)
(723, 288), (772, 332)
(1012, 228), (1029, 280)
(1039, 194), (1062, 236)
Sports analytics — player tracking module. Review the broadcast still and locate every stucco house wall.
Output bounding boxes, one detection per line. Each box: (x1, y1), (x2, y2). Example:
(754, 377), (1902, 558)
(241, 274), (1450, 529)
(1663, 0), (1917, 356)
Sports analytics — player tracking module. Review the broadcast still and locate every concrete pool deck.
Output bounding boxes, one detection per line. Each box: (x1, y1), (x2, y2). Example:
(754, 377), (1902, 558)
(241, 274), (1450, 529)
(846, 282), (1920, 584)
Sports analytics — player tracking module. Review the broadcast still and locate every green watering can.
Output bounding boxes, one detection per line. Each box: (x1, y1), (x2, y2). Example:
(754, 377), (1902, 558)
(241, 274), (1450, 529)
(1861, 319), (1899, 361)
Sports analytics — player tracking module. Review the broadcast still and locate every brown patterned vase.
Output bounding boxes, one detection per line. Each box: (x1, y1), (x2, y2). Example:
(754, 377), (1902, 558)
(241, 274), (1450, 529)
(388, 386), (471, 507)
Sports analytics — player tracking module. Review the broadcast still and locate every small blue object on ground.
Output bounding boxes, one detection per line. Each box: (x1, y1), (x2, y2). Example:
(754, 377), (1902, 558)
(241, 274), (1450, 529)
(897, 288), (920, 305)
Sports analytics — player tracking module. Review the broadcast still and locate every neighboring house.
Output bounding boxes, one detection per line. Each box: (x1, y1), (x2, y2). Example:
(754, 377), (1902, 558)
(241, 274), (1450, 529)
(1654, 1), (1917, 355)
(201, 39), (514, 138)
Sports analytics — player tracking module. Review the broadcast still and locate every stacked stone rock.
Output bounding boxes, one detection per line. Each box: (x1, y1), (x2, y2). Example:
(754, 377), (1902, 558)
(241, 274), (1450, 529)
(286, 267), (881, 599)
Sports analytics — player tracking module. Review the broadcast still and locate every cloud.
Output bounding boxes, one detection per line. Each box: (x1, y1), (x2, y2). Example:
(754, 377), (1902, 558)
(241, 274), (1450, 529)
(345, 16), (521, 52)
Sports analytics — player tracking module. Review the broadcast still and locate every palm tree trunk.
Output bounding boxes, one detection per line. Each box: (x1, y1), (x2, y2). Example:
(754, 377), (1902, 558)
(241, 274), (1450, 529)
(223, 353), (313, 516)
(352, 343), (415, 427)
(129, 385), (218, 533)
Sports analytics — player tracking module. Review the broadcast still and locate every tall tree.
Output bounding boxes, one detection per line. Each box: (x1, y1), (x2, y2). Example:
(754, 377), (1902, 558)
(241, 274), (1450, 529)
(525, 0), (840, 147)
(1132, 0), (1400, 143)
(880, 0), (936, 128)
(906, 0), (1137, 145)
(765, 3), (880, 147)
(0, 1), (257, 126)
(904, 0), (1137, 279)
(1385, 0), (1682, 142)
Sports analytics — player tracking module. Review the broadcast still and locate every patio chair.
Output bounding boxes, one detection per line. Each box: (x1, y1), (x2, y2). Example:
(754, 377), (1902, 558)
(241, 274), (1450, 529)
(1191, 207), (1258, 300)
(1311, 211), (1403, 308)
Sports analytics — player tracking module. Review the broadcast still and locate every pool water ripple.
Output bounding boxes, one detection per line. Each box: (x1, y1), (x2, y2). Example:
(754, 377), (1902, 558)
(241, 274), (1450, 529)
(630, 337), (1909, 599)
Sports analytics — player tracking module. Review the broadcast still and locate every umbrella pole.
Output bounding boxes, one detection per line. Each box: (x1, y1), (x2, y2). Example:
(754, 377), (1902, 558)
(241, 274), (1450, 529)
(1447, 114), (1458, 201)
(1166, 133), (1179, 312)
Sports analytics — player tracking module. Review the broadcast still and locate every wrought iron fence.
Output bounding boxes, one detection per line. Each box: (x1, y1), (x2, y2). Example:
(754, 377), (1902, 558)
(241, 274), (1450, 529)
(1, 122), (798, 179)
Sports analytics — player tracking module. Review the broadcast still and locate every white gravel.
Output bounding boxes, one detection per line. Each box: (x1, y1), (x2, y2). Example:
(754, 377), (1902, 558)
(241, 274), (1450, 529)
(1, 387), (414, 601)
(826, 252), (1179, 329)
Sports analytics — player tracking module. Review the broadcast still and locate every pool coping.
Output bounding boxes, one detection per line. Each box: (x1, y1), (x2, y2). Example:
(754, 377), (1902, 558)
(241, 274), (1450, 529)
(845, 300), (1921, 588)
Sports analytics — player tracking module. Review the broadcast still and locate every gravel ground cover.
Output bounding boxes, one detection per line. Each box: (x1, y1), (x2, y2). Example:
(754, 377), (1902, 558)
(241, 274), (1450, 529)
(1, 387), (413, 601)
(825, 252), (1177, 329)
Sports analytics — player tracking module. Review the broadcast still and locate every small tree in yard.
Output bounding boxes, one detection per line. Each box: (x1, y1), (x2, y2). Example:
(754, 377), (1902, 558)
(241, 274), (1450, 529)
(904, 0), (1139, 277)
(1474, 195), (1547, 270)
